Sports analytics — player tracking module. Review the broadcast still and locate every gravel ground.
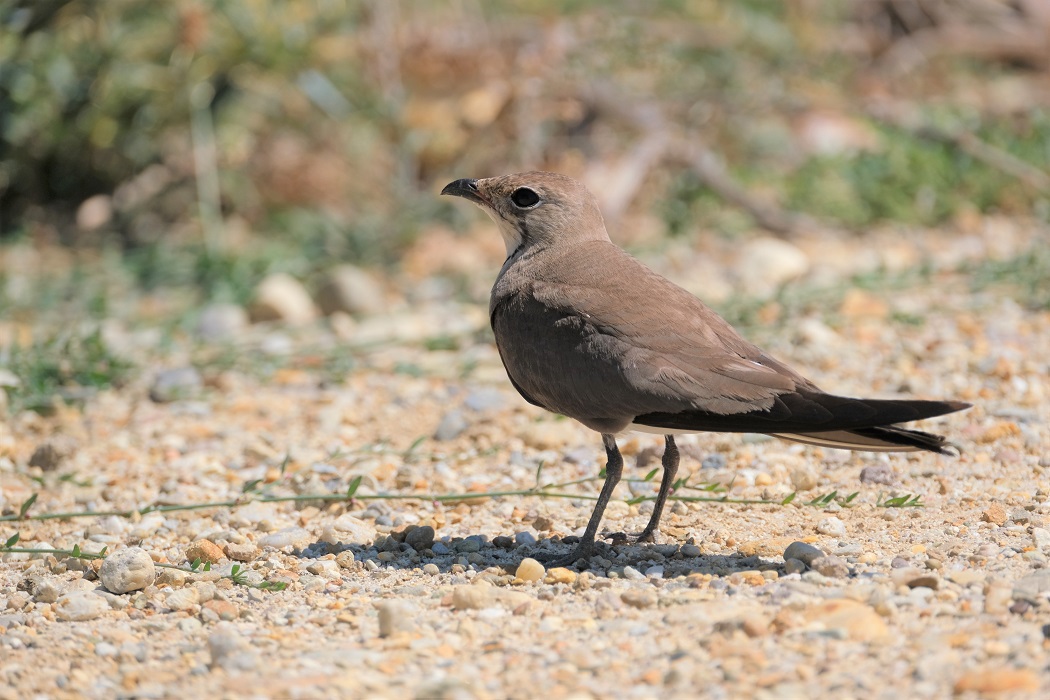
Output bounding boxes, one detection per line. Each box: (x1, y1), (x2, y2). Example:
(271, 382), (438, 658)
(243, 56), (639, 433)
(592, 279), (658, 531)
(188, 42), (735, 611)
(1, 221), (1049, 699)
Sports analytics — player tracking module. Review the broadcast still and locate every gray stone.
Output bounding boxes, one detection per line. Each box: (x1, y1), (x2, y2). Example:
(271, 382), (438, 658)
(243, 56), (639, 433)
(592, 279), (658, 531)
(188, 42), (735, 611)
(463, 388), (506, 412)
(29, 438), (76, 471)
(1013, 570), (1050, 602)
(784, 558), (807, 575)
(783, 541), (825, 566)
(514, 532), (537, 547)
(100, 547), (156, 594)
(701, 453), (727, 470)
(196, 303), (249, 341)
(54, 591), (109, 621)
(810, 555), (850, 578)
(316, 265), (386, 316)
(149, 367), (203, 403)
(405, 526), (436, 552)
(434, 411), (468, 441)
(859, 463), (895, 485)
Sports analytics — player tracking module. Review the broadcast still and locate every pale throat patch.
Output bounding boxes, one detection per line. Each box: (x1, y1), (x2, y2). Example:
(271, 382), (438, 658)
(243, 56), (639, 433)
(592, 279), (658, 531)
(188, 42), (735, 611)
(481, 207), (523, 256)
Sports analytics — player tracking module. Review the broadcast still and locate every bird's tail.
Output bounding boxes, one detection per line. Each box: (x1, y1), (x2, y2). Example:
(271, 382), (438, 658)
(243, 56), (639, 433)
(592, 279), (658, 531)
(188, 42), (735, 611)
(769, 425), (961, 455)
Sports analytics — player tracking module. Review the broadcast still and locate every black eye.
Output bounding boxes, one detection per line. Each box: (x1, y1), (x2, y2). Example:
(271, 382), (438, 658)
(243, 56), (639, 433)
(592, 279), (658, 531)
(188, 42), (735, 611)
(510, 187), (540, 208)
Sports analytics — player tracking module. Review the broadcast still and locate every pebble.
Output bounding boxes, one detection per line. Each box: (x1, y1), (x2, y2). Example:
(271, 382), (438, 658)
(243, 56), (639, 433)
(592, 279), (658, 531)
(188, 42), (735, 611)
(29, 439), (74, 471)
(423, 563), (440, 576)
(249, 273), (318, 325)
(316, 264), (386, 316)
(681, 544), (702, 557)
(783, 541), (825, 566)
(259, 527), (313, 550)
(149, 367), (203, 403)
(99, 547), (156, 594)
(514, 532), (537, 547)
(196, 303), (248, 341)
(981, 503), (1008, 526)
(223, 542), (258, 562)
(621, 589), (658, 609)
(954, 669), (1039, 694)
(701, 453), (727, 470)
(463, 388), (506, 412)
(737, 237), (810, 298)
(810, 555), (849, 578)
(1032, 527), (1050, 551)
(54, 592), (109, 621)
(784, 558), (807, 575)
(1012, 569), (1050, 602)
(545, 567), (577, 585)
(434, 411), (468, 441)
(450, 583), (528, 611)
(209, 624), (261, 671)
(891, 568), (940, 590)
(622, 566), (646, 581)
(376, 600), (414, 637)
(790, 466), (819, 491)
(858, 463), (895, 485)
(816, 516), (847, 537)
(202, 599), (239, 622)
(515, 558), (545, 582)
(519, 421), (578, 450)
(405, 525), (436, 551)
(321, 515), (377, 546)
(984, 582), (1013, 614)
(166, 587), (201, 611)
(186, 539), (224, 565)
(802, 599), (888, 642)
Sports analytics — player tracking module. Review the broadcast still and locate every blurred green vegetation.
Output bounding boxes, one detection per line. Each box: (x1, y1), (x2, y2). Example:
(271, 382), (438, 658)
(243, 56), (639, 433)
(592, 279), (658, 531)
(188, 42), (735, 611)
(1, 0), (1048, 326)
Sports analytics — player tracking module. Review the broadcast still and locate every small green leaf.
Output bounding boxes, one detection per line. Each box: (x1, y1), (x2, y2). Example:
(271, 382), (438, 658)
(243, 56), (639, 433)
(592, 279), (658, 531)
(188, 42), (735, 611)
(405, 435), (427, 455)
(643, 468), (659, 482)
(4, 532), (19, 548)
(346, 475), (363, 498)
(242, 479), (263, 493)
(19, 493), (38, 519)
(781, 492), (797, 505)
(190, 557), (202, 571)
(72, 543), (82, 557)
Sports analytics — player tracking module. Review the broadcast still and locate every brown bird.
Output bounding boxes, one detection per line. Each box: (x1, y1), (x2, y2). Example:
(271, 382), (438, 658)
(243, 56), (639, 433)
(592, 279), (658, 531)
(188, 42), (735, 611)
(441, 171), (970, 566)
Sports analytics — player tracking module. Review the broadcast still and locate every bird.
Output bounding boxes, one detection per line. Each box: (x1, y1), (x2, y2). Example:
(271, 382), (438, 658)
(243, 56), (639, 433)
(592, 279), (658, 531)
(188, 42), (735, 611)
(441, 171), (970, 566)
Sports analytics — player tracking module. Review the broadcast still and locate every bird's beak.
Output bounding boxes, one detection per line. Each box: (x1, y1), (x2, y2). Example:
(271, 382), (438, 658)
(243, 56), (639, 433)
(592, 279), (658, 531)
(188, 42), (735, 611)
(440, 178), (486, 206)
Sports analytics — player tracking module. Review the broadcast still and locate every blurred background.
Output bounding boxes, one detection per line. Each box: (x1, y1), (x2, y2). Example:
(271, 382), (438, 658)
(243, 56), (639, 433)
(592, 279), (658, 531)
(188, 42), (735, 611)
(0, 0), (1048, 412)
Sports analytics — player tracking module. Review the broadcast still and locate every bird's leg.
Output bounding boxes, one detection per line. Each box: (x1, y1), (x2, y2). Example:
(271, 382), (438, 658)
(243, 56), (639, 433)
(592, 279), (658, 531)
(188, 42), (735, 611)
(635, 435), (679, 543)
(543, 433), (623, 567)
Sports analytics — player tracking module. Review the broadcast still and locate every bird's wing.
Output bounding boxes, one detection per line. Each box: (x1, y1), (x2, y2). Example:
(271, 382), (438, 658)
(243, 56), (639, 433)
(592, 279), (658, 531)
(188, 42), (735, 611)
(530, 242), (807, 411)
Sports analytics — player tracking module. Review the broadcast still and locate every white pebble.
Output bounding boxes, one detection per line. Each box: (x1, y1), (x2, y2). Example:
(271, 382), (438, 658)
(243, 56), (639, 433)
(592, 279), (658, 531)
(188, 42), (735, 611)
(100, 547), (156, 594)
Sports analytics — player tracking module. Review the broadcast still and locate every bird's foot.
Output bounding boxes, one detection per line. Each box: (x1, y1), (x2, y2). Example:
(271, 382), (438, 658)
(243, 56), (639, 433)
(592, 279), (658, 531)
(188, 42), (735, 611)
(632, 527), (660, 544)
(536, 540), (597, 569)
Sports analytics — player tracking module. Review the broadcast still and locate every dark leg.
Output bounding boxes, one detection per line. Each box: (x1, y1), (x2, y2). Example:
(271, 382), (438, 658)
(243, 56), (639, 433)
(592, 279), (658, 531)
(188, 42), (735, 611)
(636, 435), (679, 543)
(544, 433), (623, 567)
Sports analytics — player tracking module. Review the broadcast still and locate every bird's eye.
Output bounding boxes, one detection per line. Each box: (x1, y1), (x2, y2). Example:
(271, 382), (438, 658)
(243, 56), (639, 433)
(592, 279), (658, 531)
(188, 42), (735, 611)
(510, 187), (540, 208)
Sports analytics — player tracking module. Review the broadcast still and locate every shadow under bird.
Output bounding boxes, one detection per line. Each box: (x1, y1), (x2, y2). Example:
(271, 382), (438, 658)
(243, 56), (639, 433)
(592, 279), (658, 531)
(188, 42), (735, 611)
(441, 171), (971, 566)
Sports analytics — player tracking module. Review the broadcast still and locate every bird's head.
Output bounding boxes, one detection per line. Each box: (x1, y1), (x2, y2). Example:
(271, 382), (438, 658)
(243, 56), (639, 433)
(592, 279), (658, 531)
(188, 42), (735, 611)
(441, 171), (609, 257)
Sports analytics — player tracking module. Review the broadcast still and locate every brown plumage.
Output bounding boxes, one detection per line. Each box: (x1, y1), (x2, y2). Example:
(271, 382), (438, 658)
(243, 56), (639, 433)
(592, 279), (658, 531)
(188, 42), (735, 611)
(442, 171), (970, 565)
